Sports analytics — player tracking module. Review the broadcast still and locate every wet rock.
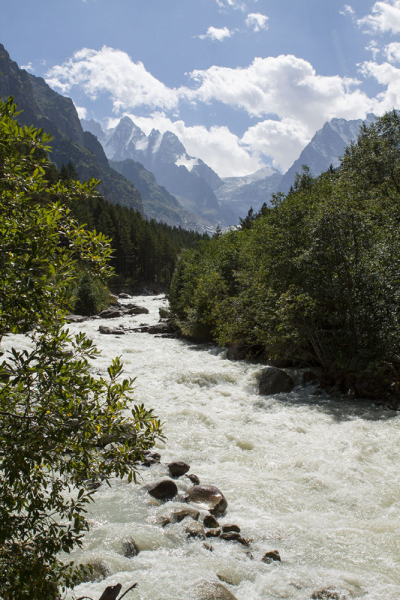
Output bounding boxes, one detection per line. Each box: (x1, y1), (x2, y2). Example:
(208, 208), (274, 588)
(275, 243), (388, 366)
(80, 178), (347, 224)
(171, 507), (200, 523)
(195, 580), (238, 600)
(99, 325), (125, 335)
(99, 309), (123, 319)
(168, 461), (190, 477)
(261, 550), (281, 563)
(221, 524), (240, 533)
(237, 536), (251, 547)
(205, 528), (221, 538)
(127, 305), (149, 315)
(226, 344), (248, 361)
(219, 531), (241, 542)
(268, 359), (294, 368)
(203, 542), (213, 551)
(146, 478), (178, 501)
(185, 521), (205, 539)
(217, 574), (237, 586)
(147, 322), (172, 334)
(185, 485), (228, 515)
(203, 514), (219, 529)
(81, 559), (111, 582)
(121, 537), (139, 558)
(258, 367), (295, 395)
(118, 293), (131, 299)
(186, 473), (200, 485)
(142, 450), (161, 466)
(311, 590), (341, 600)
(65, 314), (88, 323)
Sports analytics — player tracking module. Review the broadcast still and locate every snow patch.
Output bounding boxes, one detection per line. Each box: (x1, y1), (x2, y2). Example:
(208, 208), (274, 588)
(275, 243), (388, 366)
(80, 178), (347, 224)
(175, 154), (199, 172)
(152, 132), (164, 154)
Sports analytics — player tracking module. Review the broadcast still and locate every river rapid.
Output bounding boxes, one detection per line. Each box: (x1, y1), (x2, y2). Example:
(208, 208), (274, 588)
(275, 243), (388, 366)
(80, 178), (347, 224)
(3, 295), (400, 600)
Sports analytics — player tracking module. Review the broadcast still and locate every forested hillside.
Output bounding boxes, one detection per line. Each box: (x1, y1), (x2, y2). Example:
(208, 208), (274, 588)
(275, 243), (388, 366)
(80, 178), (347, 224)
(46, 162), (208, 293)
(169, 111), (400, 398)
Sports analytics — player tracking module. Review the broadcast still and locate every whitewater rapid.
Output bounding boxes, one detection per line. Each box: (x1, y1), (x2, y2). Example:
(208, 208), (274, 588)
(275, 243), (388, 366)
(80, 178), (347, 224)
(3, 295), (400, 599)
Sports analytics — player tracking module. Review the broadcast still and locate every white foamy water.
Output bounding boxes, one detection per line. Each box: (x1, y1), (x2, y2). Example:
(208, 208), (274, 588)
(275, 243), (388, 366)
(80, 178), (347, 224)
(3, 295), (400, 599)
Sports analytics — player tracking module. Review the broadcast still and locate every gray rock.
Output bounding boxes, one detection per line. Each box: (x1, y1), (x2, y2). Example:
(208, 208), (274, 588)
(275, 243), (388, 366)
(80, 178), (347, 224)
(185, 521), (205, 539)
(142, 450), (161, 466)
(311, 590), (341, 600)
(99, 309), (123, 319)
(203, 514), (219, 529)
(65, 314), (88, 323)
(128, 305), (149, 315)
(219, 531), (241, 542)
(203, 542), (213, 551)
(168, 461), (190, 477)
(147, 322), (172, 334)
(258, 367), (295, 395)
(221, 524), (240, 533)
(98, 325), (125, 335)
(195, 580), (238, 600)
(171, 507), (200, 523)
(205, 528), (221, 538)
(81, 559), (111, 582)
(118, 293), (131, 299)
(185, 485), (228, 515)
(186, 473), (200, 485)
(121, 537), (139, 558)
(261, 550), (281, 563)
(146, 478), (178, 500)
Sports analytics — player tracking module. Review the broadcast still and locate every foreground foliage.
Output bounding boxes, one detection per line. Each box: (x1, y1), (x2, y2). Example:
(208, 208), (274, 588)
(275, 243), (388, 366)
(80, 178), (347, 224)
(0, 97), (163, 599)
(169, 111), (400, 395)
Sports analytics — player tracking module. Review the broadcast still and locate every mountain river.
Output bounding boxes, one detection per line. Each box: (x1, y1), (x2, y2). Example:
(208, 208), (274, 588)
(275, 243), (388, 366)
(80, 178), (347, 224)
(3, 295), (400, 600)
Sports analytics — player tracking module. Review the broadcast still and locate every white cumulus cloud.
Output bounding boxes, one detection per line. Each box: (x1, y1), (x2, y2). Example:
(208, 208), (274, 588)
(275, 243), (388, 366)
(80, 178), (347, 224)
(340, 4), (355, 16)
(74, 105), (87, 119)
(386, 41), (400, 62)
(358, 1), (400, 35)
(187, 55), (374, 129)
(45, 46), (179, 114)
(198, 26), (233, 41)
(21, 62), (34, 73)
(360, 60), (400, 112)
(245, 13), (269, 32)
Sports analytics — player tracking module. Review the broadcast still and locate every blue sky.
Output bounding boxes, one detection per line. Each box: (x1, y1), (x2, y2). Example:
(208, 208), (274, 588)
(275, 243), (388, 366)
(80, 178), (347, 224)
(2, 0), (400, 176)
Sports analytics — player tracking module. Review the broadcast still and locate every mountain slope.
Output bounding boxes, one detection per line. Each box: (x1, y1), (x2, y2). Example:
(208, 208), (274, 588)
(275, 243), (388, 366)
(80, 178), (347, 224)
(0, 44), (144, 214)
(279, 114), (376, 193)
(89, 116), (235, 226)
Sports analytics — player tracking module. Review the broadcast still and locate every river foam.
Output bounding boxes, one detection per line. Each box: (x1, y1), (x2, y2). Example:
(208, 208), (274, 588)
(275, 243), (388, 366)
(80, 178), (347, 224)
(2, 295), (400, 599)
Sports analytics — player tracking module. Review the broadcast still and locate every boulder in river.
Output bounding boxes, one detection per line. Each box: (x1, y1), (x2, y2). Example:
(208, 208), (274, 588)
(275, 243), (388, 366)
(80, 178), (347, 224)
(99, 325), (125, 335)
(121, 537), (139, 558)
(147, 322), (173, 334)
(258, 367), (295, 395)
(171, 507), (200, 523)
(168, 461), (190, 477)
(185, 485), (228, 515)
(128, 305), (149, 315)
(203, 514), (219, 529)
(311, 590), (341, 600)
(142, 450), (161, 466)
(185, 520), (205, 539)
(81, 559), (111, 582)
(221, 524), (240, 533)
(195, 580), (238, 600)
(118, 293), (131, 299)
(219, 531), (241, 542)
(99, 309), (123, 319)
(261, 550), (281, 563)
(186, 473), (200, 485)
(206, 528), (221, 538)
(146, 478), (178, 500)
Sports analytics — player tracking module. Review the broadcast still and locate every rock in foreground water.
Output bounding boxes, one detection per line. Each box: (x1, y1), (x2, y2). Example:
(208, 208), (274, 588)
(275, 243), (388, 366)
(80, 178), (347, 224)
(258, 367), (295, 395)
(185, 485), (228, 515)
(168, 461), (190, 477)
(195, 580), (238, 600)
(146, 478), (178, 500)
